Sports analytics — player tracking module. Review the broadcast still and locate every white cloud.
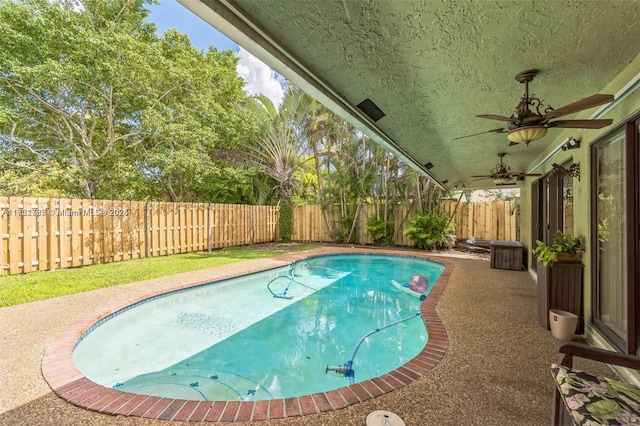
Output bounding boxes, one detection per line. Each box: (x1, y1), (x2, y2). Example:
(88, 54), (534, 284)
(236, 47), (284, 109)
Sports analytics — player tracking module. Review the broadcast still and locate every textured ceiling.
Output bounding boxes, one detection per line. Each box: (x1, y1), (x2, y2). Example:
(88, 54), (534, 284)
(184, 0), (640, 189)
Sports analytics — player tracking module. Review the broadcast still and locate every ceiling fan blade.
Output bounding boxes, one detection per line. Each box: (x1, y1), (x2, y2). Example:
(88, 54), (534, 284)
(543, 94), (614, 119)
(452, 127), (507, 141)
(476, 114), (514, 122)
(510, 172), (542, 177)
(496, 182), (517, 186)
(548, 119), (613, 129)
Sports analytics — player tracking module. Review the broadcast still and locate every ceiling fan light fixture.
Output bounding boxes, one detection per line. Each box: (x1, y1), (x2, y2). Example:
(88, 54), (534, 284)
(492, 176), (513, 185)
(507, 125), (548, 144)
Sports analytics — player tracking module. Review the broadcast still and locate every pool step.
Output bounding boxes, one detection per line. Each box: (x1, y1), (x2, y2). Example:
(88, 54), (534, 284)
(115, 369), (273, 401)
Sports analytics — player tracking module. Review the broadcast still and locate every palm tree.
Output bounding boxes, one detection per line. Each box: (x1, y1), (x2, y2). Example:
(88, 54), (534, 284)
(246, 91), (307, 241)
(248, 124), (303, 201)
(249, 85), (451, 244)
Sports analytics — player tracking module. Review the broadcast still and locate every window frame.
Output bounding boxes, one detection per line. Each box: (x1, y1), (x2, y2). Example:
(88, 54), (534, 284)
(590, 114), (640, 354)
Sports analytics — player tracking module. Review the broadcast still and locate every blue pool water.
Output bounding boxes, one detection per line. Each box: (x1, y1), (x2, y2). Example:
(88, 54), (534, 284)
(72, 254), (444, 401)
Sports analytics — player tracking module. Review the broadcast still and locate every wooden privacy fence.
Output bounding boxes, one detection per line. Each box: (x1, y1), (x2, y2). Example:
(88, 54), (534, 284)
(292, 200), (519, 245)
(0, 197), (279, 275)
(0, 197), (516, 275)
(440, 200), (519, 241)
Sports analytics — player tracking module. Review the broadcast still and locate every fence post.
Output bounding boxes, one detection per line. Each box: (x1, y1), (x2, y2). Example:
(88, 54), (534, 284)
(250, 207), (255, 245)
(0, 197), (6, 275)
(207, 204), (213, 253)
(145, 203), (151, 258)
(46, 198), (57, 271)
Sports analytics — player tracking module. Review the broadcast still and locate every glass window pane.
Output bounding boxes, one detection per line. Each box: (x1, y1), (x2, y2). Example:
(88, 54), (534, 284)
(595, 129), (627, 341)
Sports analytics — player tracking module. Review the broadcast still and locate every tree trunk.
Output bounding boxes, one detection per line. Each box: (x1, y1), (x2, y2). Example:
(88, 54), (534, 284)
(346, 201), (362, 243)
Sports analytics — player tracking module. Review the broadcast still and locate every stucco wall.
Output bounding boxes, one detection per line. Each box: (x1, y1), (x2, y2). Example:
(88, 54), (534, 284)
(523, 53), (640, 329)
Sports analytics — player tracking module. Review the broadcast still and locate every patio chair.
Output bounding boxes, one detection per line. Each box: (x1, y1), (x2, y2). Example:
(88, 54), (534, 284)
(551, 340), (640, 425)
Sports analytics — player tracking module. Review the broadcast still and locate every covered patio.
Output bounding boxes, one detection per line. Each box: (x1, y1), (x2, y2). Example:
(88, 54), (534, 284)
(0, 246), (611, 425)
(177, 2), (640, 420)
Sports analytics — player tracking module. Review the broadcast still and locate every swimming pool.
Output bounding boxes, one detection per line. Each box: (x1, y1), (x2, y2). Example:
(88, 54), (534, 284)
(42, 249), (452, 422)
(73, 254), (443, 402)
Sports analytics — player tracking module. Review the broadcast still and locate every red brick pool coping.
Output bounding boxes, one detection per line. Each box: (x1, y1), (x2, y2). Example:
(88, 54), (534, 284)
(41, 249), (452, 422)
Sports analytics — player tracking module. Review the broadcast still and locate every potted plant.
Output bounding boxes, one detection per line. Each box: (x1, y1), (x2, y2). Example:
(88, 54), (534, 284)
(532, 230), (583, 267)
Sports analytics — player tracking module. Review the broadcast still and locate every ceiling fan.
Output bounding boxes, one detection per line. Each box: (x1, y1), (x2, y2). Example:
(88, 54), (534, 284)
(471, 152), (541, 185)
(453, 69), (614, 145)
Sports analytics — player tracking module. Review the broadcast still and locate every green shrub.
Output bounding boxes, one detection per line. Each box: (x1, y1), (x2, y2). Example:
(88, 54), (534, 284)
(403, 211), (454, 250)
(279, 199), (293, 242)
(366, 216), (394, 245)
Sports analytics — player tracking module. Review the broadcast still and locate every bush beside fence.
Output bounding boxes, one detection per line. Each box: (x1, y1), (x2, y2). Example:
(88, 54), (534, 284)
(292, 201), (518, 245)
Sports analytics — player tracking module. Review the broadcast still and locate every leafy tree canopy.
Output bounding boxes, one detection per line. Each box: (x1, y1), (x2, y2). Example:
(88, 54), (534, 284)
(0, 0), (259, 202)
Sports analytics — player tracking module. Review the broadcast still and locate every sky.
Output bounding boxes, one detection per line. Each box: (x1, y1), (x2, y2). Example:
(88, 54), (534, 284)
(146, 0), (285, 108)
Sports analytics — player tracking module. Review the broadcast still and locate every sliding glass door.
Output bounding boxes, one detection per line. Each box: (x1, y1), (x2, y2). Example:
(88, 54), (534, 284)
(593, 128), (627, 344)
(591, 116), (640, 353)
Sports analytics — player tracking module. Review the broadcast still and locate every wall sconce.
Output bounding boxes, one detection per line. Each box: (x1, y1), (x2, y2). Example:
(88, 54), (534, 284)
(552, 163), (580, 181)
(561, 137), (581, 151)
(424, 162), (434, 169)
(563, 187), (573, 200)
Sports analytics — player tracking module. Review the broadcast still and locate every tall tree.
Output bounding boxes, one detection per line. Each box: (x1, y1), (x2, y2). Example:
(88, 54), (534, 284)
(247, 93), (305, 201)
(0, 0), (256, 202)
(133, 29), (256, 202)
(0, 0), (159, 198)
(294, 88), (343, 238)
(246, 92), (307, 240)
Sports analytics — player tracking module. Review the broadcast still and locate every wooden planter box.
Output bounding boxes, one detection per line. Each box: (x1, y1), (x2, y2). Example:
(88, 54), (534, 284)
(490, 240), (523, 271)
(537, 261), (585, 334)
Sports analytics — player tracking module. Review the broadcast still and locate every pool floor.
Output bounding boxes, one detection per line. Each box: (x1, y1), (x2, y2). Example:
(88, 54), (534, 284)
(41, 249), (452, 422)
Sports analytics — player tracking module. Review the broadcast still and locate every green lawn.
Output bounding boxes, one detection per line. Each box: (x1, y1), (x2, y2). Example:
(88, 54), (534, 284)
(0, 243), (317, 307)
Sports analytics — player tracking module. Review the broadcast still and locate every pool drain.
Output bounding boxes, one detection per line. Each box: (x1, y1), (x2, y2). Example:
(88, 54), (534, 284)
(366, 410), (405, 426)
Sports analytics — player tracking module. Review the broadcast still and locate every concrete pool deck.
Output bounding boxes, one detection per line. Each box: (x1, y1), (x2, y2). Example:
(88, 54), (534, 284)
(0, 246), (611, 425)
